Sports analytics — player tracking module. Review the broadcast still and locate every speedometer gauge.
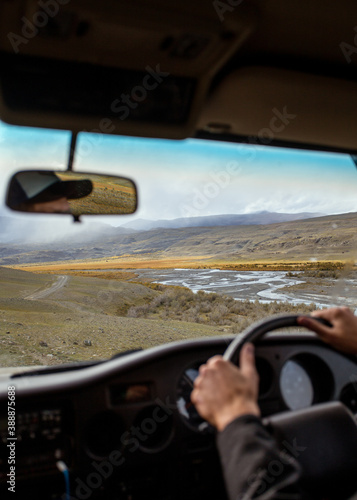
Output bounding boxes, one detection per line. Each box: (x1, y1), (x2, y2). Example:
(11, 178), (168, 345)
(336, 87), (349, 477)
(176, 365), (212, 433)
(280, 360), (314, 410)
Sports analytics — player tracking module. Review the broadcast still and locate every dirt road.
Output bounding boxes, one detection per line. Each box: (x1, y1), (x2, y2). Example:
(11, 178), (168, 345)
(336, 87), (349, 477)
(25, 275), (69, 300)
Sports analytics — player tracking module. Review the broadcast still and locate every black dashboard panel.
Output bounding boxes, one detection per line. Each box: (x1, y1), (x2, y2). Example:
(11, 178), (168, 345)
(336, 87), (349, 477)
(1, 334), (357, 499)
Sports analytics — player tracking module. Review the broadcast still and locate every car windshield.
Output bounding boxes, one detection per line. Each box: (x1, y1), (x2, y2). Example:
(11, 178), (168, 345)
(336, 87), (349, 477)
(1, 121), (357, 368)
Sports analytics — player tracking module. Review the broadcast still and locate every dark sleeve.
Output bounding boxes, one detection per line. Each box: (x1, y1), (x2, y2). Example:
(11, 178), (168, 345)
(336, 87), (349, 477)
(216, 414), (302, 500)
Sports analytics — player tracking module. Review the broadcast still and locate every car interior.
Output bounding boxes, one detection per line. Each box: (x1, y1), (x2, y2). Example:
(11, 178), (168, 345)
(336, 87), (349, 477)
(1, 1), (357, 499)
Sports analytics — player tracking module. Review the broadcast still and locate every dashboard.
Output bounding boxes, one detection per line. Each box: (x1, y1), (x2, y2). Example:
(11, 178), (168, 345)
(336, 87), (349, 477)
(1, 334), (357, 499)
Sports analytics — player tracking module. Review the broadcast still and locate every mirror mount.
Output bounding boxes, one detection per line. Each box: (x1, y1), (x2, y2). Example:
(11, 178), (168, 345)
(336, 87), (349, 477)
(67, 132), (78, 172)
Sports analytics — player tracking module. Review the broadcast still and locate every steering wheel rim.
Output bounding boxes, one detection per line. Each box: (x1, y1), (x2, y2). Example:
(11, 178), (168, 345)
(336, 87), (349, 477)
(222, 314), (357, 499)
(223, 314), (331, 365)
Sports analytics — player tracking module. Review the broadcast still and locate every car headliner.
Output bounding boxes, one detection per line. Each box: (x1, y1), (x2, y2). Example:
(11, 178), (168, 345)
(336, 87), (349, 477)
(0, 0), (356, 150)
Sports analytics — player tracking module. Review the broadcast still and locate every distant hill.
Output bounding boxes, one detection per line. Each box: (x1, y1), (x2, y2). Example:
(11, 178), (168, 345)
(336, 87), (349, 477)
(120, 212), (322, 231)
(1, 211), (356, 265)
(0, 215), (134, 245)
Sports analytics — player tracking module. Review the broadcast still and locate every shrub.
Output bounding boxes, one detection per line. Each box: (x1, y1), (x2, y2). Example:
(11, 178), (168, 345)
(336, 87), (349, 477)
(124, 285), (316, 331)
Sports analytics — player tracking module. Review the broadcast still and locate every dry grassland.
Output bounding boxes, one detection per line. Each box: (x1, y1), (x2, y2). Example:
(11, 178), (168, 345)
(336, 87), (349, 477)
(2, 255), (350, 367)
(10, 255), (349, 274)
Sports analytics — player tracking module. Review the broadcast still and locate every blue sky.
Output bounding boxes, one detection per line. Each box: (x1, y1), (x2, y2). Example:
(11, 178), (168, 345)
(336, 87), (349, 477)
(0, 121), (356, 226)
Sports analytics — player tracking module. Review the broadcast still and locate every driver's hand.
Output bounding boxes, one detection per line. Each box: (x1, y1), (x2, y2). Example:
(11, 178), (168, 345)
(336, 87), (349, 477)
(298, 306), (357, 355)
(191, 344), (260, 432)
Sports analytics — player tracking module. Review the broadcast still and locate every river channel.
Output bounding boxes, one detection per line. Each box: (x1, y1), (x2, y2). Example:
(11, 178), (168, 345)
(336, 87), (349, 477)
(134, 269), (357, 309)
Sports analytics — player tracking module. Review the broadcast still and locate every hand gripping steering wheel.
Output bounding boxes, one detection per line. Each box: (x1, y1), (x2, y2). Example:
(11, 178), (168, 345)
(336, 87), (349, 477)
(222, 314), (357, 499)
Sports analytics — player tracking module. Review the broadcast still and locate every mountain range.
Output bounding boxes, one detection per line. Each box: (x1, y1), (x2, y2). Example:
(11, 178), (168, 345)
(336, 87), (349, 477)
(0, 211), (355, 265)
(119, 212), (321, 231)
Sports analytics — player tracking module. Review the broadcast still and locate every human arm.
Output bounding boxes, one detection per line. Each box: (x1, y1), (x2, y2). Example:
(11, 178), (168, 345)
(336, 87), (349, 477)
(217, 414), (301, 500)
(191, 345), (302, 500)
(297, 306), (357, 355)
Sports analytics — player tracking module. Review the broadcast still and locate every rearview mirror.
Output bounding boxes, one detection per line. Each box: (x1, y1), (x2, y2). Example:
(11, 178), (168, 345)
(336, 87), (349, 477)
(6, 170), (137, 219)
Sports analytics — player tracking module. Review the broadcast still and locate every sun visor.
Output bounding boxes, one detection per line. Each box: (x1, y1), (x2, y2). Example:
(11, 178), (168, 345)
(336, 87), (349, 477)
(199, 67), (357, 151)
(0, 0), (254, 140)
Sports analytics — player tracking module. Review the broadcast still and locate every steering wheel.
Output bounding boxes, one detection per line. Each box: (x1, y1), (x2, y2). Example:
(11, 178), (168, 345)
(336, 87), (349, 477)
(221, 314), (357, 499)
(223, 314), (331, 364)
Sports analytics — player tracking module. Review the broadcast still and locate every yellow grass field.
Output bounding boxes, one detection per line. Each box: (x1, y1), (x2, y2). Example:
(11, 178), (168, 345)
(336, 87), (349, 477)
(10, 254), (349, 274)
